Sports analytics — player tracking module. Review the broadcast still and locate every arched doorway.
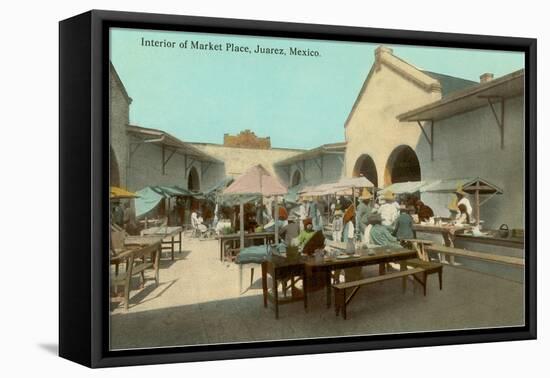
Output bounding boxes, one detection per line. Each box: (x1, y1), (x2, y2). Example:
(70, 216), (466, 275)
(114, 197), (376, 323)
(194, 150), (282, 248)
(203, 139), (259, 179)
(384, 145), (421, 186)
(353, 154), (378, 187)
(188, 166), (200, 191)
(110, 146), (120, 187)
(291, 170), (302, 187)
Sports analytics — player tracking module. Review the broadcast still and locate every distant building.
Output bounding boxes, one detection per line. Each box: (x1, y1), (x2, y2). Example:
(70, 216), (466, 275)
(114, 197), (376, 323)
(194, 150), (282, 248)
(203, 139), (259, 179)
(274, 142), (346, 187)
(190, 141), (303, 178)
(126, 125), (224, 192)
(223, 129), (271, 149)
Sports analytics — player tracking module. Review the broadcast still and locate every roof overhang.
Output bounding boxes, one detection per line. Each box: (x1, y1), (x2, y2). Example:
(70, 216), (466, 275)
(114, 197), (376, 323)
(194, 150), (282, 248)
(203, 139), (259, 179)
(397, 69), (524, 122)
(127, 125), (222, 163)
(274, 143), (346, 166)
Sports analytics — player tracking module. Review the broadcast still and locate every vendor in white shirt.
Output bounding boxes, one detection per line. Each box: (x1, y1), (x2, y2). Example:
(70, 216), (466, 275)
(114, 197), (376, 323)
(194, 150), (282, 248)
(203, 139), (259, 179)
(378, 190), (399, 229)
(455, 186), (474, 223)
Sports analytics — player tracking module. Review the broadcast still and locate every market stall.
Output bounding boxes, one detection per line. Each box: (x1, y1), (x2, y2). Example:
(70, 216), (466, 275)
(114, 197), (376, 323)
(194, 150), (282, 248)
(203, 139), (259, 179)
(222, 164), (288, 251)
(380, 177), (503, 226)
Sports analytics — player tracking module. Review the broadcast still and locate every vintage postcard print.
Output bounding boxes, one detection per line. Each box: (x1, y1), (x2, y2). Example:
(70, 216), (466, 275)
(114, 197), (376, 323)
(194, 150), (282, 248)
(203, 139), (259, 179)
(108, 27), (525, 350)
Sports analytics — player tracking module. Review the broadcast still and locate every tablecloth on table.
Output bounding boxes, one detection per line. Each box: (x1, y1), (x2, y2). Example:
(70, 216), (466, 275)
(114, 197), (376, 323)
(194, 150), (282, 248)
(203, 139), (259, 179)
(235, 243), (287, 264)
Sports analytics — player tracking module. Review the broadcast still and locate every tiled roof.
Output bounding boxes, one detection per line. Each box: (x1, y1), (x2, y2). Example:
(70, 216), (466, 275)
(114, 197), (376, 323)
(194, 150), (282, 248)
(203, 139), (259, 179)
(422, 71), (478, 97)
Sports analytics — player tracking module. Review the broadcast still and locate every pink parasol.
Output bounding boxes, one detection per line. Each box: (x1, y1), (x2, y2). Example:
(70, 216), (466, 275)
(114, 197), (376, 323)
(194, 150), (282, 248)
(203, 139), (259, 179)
(223, 164), (287, 196)
(223, 165), (287, 253)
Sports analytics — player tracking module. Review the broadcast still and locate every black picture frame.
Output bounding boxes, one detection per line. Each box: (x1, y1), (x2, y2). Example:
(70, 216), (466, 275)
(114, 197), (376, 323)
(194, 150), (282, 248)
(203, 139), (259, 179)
(59, 9), (537, 368)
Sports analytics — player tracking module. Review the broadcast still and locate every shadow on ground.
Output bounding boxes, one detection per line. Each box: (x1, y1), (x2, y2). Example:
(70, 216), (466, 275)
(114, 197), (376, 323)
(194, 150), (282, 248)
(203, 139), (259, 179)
(110, 265), (524, 350)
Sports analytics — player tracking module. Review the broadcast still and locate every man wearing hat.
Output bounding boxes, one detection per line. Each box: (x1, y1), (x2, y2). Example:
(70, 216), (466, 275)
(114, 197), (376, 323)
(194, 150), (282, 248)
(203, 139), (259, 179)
(455, 186), (474, 222)
(379, 190), (399, 229)
(356, 188), (374, 240)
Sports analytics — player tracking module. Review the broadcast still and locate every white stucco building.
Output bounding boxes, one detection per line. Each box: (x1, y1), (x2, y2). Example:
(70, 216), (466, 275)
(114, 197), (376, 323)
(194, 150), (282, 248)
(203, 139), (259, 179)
(343, 46), (524, 229)
(274, 142), (346, 187)
(398, 70), (525, 229)
(190, 142), (304, 179)
(125, 125), (225, 192)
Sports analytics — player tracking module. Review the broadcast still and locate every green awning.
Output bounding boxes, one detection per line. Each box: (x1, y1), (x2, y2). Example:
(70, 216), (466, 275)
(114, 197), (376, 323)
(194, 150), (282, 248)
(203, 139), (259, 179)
(149, 185), (204, 199)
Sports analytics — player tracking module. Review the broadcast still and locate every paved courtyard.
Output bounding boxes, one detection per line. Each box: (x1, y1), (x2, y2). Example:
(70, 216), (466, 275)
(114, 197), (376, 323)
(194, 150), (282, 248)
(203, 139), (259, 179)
(110, 236), (524, 350)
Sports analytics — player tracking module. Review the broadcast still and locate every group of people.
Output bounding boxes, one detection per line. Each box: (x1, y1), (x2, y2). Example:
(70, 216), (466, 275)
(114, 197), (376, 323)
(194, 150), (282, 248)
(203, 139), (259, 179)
(182, 184), (475, 250)
(330, 189), (410, 249)
(328, 186), (475, 249)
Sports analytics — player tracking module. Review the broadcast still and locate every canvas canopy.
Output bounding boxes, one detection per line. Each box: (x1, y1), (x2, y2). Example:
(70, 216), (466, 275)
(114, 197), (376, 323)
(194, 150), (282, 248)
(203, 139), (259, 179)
(222, 164), (287, 248)
(203, 177), (234, 200)
(299, 176), (374, 196)
(223, 164), (287, 197)
(134, 185), (205, 218)
(148, 185), (204, 199)
(378, 177), (502, 226)
(202, 177), (240, 207)
(135, 187), (165, 218)
(379, 181), (427, 194)
(110, 186), (139, 199)
(334, 176), (375, 189)
(421, 177), (503, 194)
(378, 178), (503, 195)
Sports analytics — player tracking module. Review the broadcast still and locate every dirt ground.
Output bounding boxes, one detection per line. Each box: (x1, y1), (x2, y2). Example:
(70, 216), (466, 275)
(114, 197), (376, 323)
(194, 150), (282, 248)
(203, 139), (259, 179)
(110, 236), (524, 350)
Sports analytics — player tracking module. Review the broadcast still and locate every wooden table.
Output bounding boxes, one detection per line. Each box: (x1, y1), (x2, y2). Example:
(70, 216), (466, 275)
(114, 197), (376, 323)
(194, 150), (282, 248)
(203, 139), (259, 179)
(217, 232), (275, 262)
(124, 235), (164, 247)
(140, 226), (183, 260)
(412, 223), (471, 264)
(261, 256), (307, 319)
(305, 247), (417, 308)
(260, 247), (417, 315)
(412, 224), (470, 245)
(110, 240), (161, 310)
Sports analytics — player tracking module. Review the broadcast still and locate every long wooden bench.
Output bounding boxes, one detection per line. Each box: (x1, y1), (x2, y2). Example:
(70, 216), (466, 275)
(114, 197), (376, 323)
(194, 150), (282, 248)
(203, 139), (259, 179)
(333, 268), (424, 320)
(400, 258), (443, 296)
(425, 245), (525, 267)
